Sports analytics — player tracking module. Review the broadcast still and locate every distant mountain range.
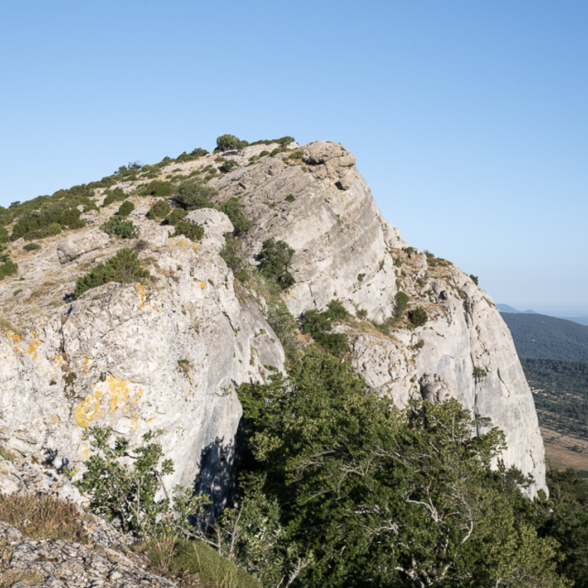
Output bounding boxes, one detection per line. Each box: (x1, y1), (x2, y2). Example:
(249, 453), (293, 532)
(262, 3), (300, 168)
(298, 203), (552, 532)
(500, 312), (588, 362)
(497, 304), (588, 327)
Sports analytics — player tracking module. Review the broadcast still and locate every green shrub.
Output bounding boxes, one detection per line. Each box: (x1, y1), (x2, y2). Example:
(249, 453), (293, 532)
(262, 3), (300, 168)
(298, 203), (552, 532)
(0, 227), (8, 243)
(23, 242), (41, 252)
(470, 274), (479, 286)
(357, 273), (365, 282)
(48, 223), (63, 236)
(269, 148), (282, 157)
(175, 180), (217, 211)
(173, 220), (204, 242)
(301, 307), (350, 356)
(102, 188), (127, 207)
(13, 289), (22, 296)
(218, 198), (251, 235)
(277, 136), (295, 147)
(257, 238), (295, 289)
(0, 260), (18, 279)
(394, 291), (409, 320)
(147, 200), (172, 221)
(409, 306), (428, 326)
(74, 248), (150, 298)
(136, 181), (174, 198)
(219, 159), (239, 173)
(285, 194), (295, 202)
(164, 208), (188, 226)
(259, 150), (270, 157)
(473, 366), (487, 381)
(220, 234), (249, 282)
(216, 134), (249, 152)
(118, 200), (135, 217)
(288, 150), (303, 160)
(100, 216), (139, 239)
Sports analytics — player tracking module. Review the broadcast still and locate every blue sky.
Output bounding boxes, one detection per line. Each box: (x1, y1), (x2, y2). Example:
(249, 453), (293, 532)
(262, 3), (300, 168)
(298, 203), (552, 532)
(1, 1), (586, 315)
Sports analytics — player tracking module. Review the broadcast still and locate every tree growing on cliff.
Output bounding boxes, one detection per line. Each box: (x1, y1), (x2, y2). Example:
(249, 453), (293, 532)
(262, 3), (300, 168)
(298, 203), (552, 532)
(237, 349), (567, 588)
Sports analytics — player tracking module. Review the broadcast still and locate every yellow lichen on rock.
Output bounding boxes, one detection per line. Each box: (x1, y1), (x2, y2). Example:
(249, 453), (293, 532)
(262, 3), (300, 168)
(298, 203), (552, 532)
(75, 375), (144, 429)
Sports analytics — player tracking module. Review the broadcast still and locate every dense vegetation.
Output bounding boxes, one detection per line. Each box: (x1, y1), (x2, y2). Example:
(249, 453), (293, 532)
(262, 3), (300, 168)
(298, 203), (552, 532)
(78, 345), (588, 587)
(501, 312), (588, 362)
(521, 358), (588, 440)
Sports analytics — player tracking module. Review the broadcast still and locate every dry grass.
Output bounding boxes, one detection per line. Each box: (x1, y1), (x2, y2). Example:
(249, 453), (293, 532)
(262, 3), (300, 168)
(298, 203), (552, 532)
(0, 318), (23, 338)
(136, 536), (260, 588)
(0, 570), (45, 587)
(0, 494), (89, 544)
(541, 426), (588, 473)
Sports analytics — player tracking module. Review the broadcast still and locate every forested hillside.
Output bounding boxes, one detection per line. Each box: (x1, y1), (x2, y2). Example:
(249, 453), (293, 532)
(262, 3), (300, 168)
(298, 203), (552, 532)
(521, 358), (588, 440)
(501, 313), (588, 361)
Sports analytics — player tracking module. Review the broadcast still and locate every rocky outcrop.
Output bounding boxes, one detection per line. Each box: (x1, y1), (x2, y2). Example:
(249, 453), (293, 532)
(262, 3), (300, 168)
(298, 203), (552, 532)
(0, 139), (546, 498)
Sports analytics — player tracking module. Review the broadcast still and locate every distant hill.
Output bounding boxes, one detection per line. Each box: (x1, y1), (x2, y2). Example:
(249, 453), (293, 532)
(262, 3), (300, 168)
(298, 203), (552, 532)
(557, 316), (588, 327)
(501, 312), (588, 362)
(497, 304), (537, 314)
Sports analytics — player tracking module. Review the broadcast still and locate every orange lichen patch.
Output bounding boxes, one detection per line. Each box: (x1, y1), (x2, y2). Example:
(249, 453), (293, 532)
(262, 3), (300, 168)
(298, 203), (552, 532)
(82, 447), (90, 460)
(28, 338), (40, 360)
(83, 355), (90, 377)
(199, 282), (206, 289)
(54, 354), (63, 363)
(136, 284), (148, 310)
(7, 332), (22, 344)
(75, 375), (144, 429)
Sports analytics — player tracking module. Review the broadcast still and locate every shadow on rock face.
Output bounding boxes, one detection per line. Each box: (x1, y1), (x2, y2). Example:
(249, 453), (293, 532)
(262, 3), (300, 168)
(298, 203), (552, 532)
(194, 437), (237, 520)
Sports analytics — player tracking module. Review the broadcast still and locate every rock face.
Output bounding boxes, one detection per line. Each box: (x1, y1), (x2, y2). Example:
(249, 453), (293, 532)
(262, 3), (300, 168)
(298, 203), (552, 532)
(0, 139), (546, 498)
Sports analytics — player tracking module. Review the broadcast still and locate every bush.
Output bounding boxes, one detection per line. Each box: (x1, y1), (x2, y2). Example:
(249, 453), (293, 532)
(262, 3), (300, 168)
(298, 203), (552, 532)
(175, 180), (217, 211)
(164, 208), (188, 226)
(269, 148), (282, 157)
(218, 198), (251, 235)
(48, 222), (63, 236)
(470, 274), (479, 285)
(288, 150), (303, 160)
(219, 159), (239, 173)
(147, 200), (171, 221)
(394, 291), (409, 320)
(100, 216), (139, 239)
(173, 220), (204, 242)
(0, 227), (8, 243)
(216, 134), (249, 152)
(23, 242), (41, 252)
(0, 260), (18, 279)
(285, 194), (295, 202)
(102, 188), (127, 207)
(259, 150), (270, 157)
(409, 306), (428, 326)
(74, 248), (150, 298)
(257, 238), (295, 289)
(136, 181), (174, 198)
(276, 136), (295, 148)
(118, 200), (135, 217)
(220, 234), (249, 282)
(300, 305), (350, 357)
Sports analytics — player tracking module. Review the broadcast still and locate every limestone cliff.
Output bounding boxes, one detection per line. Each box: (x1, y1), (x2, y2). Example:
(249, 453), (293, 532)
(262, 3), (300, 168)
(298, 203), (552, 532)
(0, 140), (546, 496)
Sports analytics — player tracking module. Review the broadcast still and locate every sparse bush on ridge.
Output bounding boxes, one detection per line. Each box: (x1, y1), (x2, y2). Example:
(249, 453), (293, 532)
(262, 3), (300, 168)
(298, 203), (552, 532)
(409, 306), (428, 326)
(102, 187), (128, 208)
(216, 134), (249, 152)
(74, 248), (150, 298)
(173, 220), (204, 242)
(118, 200), (135, 217)
(147, 199), (171, 221)
(100, 216), (139, 239)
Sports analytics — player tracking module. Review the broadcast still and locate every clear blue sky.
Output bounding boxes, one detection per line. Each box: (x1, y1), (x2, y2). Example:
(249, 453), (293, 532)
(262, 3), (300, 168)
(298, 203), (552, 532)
(1, 1), (586, 315)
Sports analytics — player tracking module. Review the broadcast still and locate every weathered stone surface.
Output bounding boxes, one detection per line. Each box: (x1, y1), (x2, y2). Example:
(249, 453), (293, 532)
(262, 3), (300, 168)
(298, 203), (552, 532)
(56, 228), (110, 264)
